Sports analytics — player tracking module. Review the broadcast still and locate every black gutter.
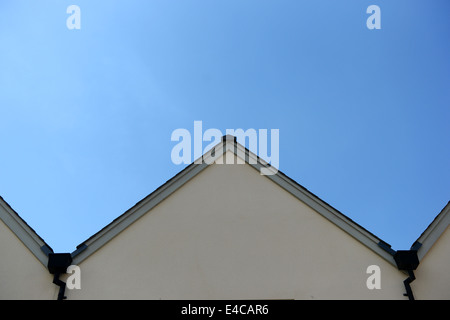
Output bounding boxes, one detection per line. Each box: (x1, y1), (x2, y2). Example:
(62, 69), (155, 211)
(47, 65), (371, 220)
(378, 241), (421, 300)
(47, 253), (73, 300)
(393, 249), (420, 300)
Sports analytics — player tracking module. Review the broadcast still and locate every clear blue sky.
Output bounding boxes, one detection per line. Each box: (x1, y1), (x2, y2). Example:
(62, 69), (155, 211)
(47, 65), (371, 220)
(0, 0), (449, 253)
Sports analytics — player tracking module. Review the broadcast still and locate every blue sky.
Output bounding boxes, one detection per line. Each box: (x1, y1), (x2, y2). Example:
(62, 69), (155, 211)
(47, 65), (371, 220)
(0, 0), (449, 253)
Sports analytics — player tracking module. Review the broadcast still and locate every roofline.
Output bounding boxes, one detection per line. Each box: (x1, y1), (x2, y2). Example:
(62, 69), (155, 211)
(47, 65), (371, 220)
(72, 160), (209, 264)
(232, 140), (397, 266)
(0, 196), (53, 266)
(72, 137), (398, 266)
(412, 201), (450, 261)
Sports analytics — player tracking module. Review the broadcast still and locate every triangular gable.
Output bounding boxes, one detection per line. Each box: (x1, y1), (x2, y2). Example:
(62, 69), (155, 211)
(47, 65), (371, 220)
(412, 201), (450, 261)
(0, 196), (53, 266)
(71, 135), (398, 266)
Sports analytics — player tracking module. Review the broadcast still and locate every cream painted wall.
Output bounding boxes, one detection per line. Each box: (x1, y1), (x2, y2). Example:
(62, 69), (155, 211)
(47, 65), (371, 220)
(0, 219), (56, 300)
(66, 152), (406, 300)
(413, 226), (450, 300)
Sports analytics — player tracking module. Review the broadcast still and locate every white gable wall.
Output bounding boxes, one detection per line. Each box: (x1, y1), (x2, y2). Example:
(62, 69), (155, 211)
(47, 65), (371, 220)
(66, 152), (406, 299)
(413, 226), (450, 300)
(0, 218), (56, 299)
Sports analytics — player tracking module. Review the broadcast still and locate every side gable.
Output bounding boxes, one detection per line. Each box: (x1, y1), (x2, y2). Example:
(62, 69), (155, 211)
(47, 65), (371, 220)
(0, 196), (52, 266)
(72, 136), (398, 267)
(412, 202), (450, 261)
(0, 196), (56, 299)
(409, 202), (450, 299)
(67, 143), (407, 299)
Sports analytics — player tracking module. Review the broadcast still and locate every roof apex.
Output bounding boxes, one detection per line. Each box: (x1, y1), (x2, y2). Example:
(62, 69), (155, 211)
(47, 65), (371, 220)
(71, 138), (398, 267)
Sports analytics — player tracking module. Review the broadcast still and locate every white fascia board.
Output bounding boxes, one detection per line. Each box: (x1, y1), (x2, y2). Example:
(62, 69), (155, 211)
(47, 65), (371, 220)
(233, 142), (397, 266)
(415, 202), (450, 261)
(0, 198), (49, 266)
(73, 139), (397, 267)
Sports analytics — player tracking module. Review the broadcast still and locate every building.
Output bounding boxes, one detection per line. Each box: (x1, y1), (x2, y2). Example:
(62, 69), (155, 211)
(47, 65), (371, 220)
(1, 136), (449, 300)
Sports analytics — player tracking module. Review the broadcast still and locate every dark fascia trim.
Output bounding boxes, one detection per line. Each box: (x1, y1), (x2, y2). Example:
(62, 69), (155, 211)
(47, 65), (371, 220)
(41, 244), (54, 257)
(72, 160), (209, 264)
(71, 243), (88, 258)
(410, 241), (422, 251)
(378, 241), (396, 256)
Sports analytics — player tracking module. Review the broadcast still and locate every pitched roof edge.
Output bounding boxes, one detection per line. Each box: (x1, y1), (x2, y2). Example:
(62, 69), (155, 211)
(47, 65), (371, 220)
(0, 196), (52, 267)
(413, 201), (450, 261)
(235, 142), (397, 266)
(73, 139), (234, 263)
(72, 161), (211, 264)
(72, 138), (398, 267)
